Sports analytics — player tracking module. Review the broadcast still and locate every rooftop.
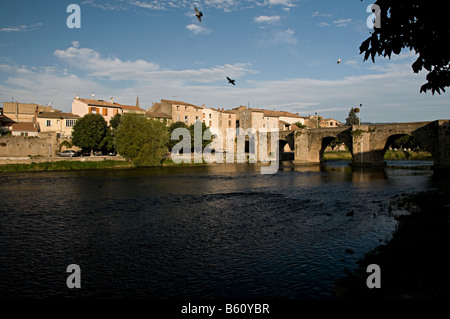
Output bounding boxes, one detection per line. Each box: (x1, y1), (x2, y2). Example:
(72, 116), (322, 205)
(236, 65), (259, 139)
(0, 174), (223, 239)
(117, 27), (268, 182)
(37, 112), (80, 119)
(11, 122), (38, 132)
(161, 99), (203, 109)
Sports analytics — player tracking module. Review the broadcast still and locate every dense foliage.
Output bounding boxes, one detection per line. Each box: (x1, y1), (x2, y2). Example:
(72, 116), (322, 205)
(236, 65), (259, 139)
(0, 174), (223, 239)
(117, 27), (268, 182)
(71, 114), (108, 153)
(360, 0), (450, 94)
(115, 113), (169, 167)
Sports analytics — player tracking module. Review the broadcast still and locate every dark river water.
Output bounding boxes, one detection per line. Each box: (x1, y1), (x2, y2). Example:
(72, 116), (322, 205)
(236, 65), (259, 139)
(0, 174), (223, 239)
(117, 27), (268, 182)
(0, 160), (442, 299)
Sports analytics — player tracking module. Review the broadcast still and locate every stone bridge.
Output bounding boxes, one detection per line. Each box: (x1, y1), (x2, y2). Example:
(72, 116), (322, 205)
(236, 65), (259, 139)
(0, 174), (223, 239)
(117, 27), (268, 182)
(272, 120), (450, 168)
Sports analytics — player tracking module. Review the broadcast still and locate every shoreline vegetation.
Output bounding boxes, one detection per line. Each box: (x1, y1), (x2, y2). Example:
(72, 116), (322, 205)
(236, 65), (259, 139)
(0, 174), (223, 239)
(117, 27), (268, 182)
(334, 189), (450, 299)
(0, 150), (433, 173)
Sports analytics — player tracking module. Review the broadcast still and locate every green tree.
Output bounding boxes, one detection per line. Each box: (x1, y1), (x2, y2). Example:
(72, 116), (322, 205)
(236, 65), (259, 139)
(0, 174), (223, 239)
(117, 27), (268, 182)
(71, 113), (108, 154)
(293, 121), (308, 129)
(109, 113), (122, 130)
(345, 108), (360, 126)
(115, 113), (169, 167)
(99, 129), (115, 153)
(189, 121), (214, 152)
(167, 121), (189, 151)
(360, 0), (450, 94)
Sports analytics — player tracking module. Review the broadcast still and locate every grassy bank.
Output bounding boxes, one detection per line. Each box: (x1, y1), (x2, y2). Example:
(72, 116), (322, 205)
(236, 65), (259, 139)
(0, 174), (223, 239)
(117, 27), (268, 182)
(0, 160), (133, 173)
(323, 150), (433, 160)
(334, 189), (450, 299)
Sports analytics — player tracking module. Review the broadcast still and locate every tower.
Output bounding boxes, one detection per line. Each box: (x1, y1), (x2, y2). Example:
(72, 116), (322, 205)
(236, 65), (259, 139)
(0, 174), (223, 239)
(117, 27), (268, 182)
(136, 95), (140, 108)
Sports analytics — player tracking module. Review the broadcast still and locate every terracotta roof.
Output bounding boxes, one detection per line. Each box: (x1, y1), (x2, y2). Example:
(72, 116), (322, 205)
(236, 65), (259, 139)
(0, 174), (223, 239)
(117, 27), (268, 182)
(37, 112), (80, 119)
(76, 98), (145, 112)
(113, 103), (145, 112)
(76, 98), (118, 108)
(11, 122), (38, 132)
(161, 99), (203, 109)
(146, 111), (172, 119)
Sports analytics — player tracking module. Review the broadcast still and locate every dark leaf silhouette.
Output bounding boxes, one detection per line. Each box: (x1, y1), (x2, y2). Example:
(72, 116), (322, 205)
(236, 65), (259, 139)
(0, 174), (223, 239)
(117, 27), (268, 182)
(359, 0), (450, 95)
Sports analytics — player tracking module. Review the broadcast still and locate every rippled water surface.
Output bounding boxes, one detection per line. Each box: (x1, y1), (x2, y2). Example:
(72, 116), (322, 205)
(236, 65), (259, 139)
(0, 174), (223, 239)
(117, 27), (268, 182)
(0, 160), (439, 299)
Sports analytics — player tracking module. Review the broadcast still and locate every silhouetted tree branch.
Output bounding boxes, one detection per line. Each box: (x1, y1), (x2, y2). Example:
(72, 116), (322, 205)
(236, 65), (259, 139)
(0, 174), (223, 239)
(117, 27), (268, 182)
(360, 0), (450, 94)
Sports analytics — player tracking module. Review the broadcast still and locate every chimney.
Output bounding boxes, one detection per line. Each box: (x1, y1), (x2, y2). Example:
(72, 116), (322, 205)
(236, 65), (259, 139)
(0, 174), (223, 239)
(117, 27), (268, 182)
(110, 97), (114, 104)
(76, 95), (79, 99)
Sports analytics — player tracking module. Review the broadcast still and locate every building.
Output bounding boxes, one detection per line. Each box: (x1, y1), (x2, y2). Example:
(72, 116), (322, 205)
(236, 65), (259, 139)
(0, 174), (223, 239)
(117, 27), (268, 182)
(10, 122), (38, 137)
(71, 96), (146, 124)
(145, 102), (173, 123)
(36, 112), (80, 138)
(2, 102), (57, 123)
(324, 118), (342, 127)
(231, 105), (303, 132)
(147, 99), (204, 125)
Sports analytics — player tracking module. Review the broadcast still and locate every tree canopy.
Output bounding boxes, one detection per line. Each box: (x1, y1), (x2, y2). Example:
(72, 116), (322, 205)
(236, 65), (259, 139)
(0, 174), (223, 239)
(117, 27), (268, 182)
(345, 108), (360, 125)
(115, 113), (169, 167)
(360, 0), (450, 94)
(71, 113), (108, 153)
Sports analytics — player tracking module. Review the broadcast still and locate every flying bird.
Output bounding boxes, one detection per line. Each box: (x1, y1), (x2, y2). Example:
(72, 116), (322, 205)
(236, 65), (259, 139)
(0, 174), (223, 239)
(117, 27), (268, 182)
(195, 7), (203, 22)
(337, 58), (342, 64)
(227, 77), (236, 85)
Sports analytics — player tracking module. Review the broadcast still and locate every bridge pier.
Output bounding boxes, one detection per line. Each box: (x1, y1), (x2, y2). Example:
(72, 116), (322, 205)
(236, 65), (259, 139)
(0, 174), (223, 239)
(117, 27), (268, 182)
(350, 125), (385, 167)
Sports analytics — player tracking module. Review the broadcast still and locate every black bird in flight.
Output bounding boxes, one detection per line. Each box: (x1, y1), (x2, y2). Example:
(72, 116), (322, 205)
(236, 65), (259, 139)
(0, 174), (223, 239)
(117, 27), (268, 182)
(227, 77), (236, 85)
(195, 7), (203, 22)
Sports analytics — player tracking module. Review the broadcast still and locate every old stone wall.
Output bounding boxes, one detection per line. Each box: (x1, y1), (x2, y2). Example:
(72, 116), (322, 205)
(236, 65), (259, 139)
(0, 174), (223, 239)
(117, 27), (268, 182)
(0, 135), (60, 157)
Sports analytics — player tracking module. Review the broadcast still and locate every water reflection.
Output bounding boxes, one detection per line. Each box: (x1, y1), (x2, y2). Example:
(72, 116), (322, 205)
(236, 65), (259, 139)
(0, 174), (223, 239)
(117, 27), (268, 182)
(0, 160), (439, 299)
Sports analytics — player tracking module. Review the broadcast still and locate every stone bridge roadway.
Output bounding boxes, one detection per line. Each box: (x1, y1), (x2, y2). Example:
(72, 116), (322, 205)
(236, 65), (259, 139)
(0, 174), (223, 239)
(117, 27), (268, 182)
(273, 120), (450, 168)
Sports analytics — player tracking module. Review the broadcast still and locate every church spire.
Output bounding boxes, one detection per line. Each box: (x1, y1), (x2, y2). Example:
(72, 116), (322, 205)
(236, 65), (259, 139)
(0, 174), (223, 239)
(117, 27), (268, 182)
(136, 94), (140, 108)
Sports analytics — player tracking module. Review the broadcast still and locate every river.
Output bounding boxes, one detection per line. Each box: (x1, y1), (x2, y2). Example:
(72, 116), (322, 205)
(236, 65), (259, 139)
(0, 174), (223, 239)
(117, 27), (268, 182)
(0, 160), (441, 299)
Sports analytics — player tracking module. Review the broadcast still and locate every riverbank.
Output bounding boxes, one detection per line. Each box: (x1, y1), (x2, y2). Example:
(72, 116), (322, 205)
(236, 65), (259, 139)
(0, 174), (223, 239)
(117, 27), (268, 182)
(0, 159), (133, 172)
(324, 150), (432, 161)
(334, 188), (450, 299)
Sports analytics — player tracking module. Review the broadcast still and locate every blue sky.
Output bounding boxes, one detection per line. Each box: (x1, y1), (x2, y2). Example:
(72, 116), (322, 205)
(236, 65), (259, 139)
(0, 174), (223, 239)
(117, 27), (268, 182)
(0, 0), (448, 123)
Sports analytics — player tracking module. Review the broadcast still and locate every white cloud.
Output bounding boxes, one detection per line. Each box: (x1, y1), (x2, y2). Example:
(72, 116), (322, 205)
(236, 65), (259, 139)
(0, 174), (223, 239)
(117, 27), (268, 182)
(257, 28), (297, 46)
(0, 22), (42, 33)
(254, 15), (281, 24)
(317, 22), (331, 27)
(129, 0), (167, 10)
(186, 24), (212, 35)
(312, 11), (331, 18)
(333, 18), (352, 27)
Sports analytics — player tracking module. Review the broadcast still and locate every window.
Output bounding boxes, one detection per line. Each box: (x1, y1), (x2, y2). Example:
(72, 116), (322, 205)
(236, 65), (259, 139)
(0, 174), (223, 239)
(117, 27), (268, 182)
(209, 114), (211, 119)
(66, 119), (77, 127)
(46, 120), (52, 127)
(185, 107), (188, 112)
(176, 106), (179, 111)
(228, 120), (231, 126)
(263, 124), (266, 128)
(184, 115), (188, 123)
(89, 107), (98, 114)
(177, 115), (180, 121)
(209, 120), (212, 126)
(113, 109), (118, 116)
(202, 113), (205, 118)
(102, 108), (108, 116)
(195, 116), (199, 120)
